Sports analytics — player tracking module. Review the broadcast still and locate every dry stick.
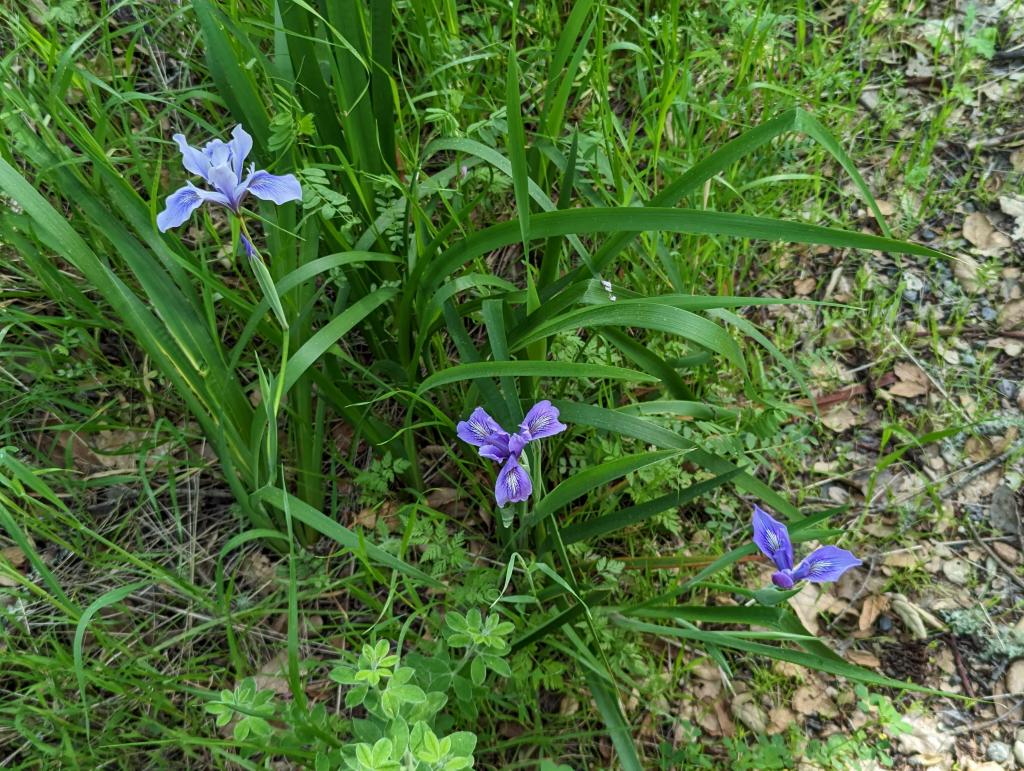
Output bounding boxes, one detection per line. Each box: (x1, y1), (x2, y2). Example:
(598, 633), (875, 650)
(945, 632), (976, 699)
(951, 698), (1024, 735)
(963, 515), (1024, 594)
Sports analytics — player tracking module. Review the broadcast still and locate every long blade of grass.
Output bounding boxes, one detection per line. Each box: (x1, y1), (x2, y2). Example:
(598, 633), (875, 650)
(522, 449), (682, 530)
(424, 207), (944, 301)
(418, 361), (659, 393)
(283, 286), (397, 393)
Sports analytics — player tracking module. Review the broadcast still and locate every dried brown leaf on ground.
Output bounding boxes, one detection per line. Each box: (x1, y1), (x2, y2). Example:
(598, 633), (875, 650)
(859, 595), (890, 631)
(787, 583), (839, 636)
(997, 298), (1024, 331)
(887, 362), (930, 398)
(793, 276), (817, 295)
(952, 254), (982, 294)
(792, 683), (838, 718)
(820, 405), (863, 432)
(963, 211), (1011, 256)
(847, 650), (882, 668)
(731, 693), (767, 733)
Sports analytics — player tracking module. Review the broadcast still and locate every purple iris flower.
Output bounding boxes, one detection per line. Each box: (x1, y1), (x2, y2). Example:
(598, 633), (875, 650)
(156, 124), (302, 233)
(456, 401), (567, 507)
(752, 505), (861, 589)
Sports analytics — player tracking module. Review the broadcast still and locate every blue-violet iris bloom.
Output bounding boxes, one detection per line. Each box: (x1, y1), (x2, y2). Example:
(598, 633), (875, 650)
(456, 401), (567, 507)
(752, 505), (861, 589)
(156, 124), (302, 233)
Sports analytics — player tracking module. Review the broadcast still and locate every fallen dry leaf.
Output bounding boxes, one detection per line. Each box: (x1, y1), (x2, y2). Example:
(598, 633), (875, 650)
(985, 337), (1023, 357)
(952, 254), (981, 294)
(883, 551), (920, 569)
(793, 277), (817, 296)
(792, 684), (838, 718)
(767, 706), (796, 735)
(846, 650), (881, 668)
(875, 199), (896, 216)
(998, 298), (1024, 331)
(887, 362), (929, 398)
(787, 583), (838, 636)
(963, 211), (1011, 255)
(731, 694), (767, 733)
(1011, 149), (1024, 173)
(820, 406), (862, 433)
(859, 595), (890, 632)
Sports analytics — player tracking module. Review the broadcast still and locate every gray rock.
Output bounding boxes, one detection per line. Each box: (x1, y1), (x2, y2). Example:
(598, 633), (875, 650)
(998, 379), (1020, 400)
(903, 289), (919, 303)
(982, 306), (999, 322)
(989, 740), (1011, 763)
(942, 558), (971, 586)
(1014, 739), (1024, 766)
(920, 227), (936, 241)
(991, 485), (1020, 535)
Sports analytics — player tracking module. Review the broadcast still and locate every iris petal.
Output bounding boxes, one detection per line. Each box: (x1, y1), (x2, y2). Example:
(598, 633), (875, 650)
(456, 408), (506, 448)
(791, 545), (861, 584)
(157, 185), (204, 232)
(495, 457), (532, 507)
(752, 505), (794, 571)
(228, 124), (253, 180)
(245, 170), (303, 205)
(519, 400), (567, 441)
(173, 134), (211, 180)
(208, 163), (242, 208)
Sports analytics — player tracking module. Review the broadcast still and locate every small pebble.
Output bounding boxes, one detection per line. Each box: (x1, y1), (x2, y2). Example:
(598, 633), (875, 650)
(943, 558), (971, 585)
(989, 740), (1011, 763)
(982, 306), (998, 322)
(876, 614), (894, 633)
(998, 379), (1019, 400)
(920, 227), (936, 241)
(903, 289), (919, 303)
(1014, 739), (1024, 766)
(961, 352), (976, 366)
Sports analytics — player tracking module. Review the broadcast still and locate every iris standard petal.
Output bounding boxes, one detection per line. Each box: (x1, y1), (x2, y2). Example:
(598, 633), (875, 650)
(507, 433), (527, 458)
(228, 124), (253, 180)
(479, 441), (511, 463)
(245, 170), (303, 205)
(495, 457), (532, 507)
(204, 139), (231, 168)
(457, 407), (507, 447)
(752, 505), (794, 571)
(791, 545), (861, 584)
(519, 400), (567, 441)
(173, 134), (211, 180)
(207, 163), (243, 209)
(156, 184), (206, 232)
